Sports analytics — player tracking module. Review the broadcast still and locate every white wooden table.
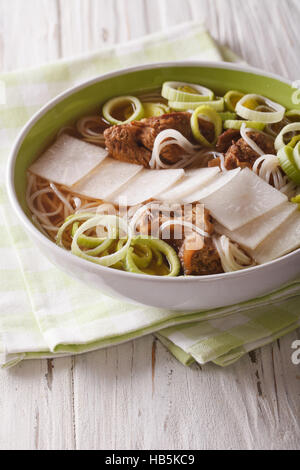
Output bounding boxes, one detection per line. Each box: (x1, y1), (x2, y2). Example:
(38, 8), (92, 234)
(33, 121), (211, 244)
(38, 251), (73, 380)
(0, 0), (299, 451)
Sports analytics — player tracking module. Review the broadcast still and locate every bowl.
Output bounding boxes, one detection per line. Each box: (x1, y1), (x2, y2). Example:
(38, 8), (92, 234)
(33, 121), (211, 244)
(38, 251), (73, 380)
(7, 61), (300, 311)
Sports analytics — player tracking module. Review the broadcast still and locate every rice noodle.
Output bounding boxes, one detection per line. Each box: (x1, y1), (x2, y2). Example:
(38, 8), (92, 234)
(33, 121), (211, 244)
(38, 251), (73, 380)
(73, 197), (82, 209)
(50, 183), (73, 218)
(252, 154), (284, 190)
(213, 234), (254, 272)
(279, 177), (299, 199)
(149, 129), (201, 169)
(26, 173), (106, 239)
(160, 219), (210, 239)
(240, 123), (265, 156)
(76, 115), (106, 146)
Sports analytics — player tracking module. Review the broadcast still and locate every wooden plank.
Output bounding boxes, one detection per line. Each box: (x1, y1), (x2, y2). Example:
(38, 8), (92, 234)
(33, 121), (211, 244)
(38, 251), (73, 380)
(0, 0), (60, 71)
(0, 358), (75, 450)
(58, 0), (117, 56)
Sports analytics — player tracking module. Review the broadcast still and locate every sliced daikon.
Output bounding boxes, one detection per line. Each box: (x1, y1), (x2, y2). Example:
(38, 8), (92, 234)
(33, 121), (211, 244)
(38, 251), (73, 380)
(112, 169), (185, 206)
(202, 168), (287, 231)
(29, 134), (108, 186)
(249, 210), (300, 264)
(215, 202), (297, 250)
(71, 158), (143, 200)
(157, 167), (220, 202)
(182, 168), (240, 204)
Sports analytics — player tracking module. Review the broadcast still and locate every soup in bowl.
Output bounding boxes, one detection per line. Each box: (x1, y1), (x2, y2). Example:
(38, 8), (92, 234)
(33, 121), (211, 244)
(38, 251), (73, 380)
(7, 62), (300, 310)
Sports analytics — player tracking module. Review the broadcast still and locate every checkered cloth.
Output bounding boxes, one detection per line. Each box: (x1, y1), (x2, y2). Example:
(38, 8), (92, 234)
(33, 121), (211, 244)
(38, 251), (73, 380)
(0, 22), (299, 368)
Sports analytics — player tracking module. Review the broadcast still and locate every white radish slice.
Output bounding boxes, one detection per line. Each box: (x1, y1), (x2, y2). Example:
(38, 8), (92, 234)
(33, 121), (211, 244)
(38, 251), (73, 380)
(182, 168), (240, 204)
(215, 202), (297, 250)
(202, 168), (287, 231)
(157, 167), (220, 202)
(29, 135), (108, 186)
(71, 158), (143, 200)
(112, 169), (185, 206)
(249, 210), (300, 264)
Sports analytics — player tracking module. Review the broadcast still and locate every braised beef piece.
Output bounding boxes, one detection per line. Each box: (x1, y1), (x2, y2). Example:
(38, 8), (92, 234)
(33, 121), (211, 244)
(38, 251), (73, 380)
(104, 112), (215, 168)
(209, 130), (275, 171)
(179, 235), (223, 276)
(137, 204), (223, 275)
(224, 131), (275, 170)
(216, 129), (241, 153)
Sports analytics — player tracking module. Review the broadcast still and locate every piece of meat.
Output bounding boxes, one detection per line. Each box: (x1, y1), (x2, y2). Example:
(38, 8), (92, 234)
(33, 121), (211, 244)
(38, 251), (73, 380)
(224, 131), (275, 170)
(216, 129), (241, 153)
(104, 112), (215, 168)
(137, 203), (223, 275)
(179, 235), (223, 276)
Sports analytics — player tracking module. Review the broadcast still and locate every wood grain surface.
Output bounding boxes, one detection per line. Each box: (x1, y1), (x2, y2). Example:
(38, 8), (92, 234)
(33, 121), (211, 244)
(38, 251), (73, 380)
(0, 0), (299, 451)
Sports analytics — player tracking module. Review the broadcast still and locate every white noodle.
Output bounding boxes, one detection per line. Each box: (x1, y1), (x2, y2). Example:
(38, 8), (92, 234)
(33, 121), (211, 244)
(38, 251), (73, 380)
(76, 116), (106, 145)
(252, 154), (283, 189)
(213, 234), (254, 272)
(240, 123), (265, 156)
(149, 129), (200, 169)
(50, 183), (74, 218)
(160, 219), (210, 239)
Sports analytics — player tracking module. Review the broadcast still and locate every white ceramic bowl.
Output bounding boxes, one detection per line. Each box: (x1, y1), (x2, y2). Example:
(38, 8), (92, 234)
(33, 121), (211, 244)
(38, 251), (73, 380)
(7, 62), (300, 311)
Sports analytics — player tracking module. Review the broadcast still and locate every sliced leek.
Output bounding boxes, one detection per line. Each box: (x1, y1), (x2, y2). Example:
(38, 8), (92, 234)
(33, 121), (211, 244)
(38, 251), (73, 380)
(102, 95), (144, 125)
(143, 102), (170, 118)
(286, 109), (300, 121)
(236, 94), (285, 124)
(57, 213), (100, 248)
(191, 105), (222, 147)
(293, 142), (300, 171)
(224, 120), (265, 131)
(275, 122), (300, 151)
(219, 112), (237, 121)
(71, 222), (107, 250)
(278, 146), (300, 184)
(130, 242), (153, 269)
(288, 135), (300, 148)
(169, 97), (224, 112)
(224, 90), (244, 112)
(125, 236), (180, 277)
(71, 215), (132, 267)
(162, 81), (214, 102)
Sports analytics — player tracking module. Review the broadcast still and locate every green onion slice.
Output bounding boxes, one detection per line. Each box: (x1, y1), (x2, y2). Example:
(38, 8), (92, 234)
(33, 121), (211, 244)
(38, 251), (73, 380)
(102, 95), (144, 125)
(169, 97), (224, 112)
(219, 112), (237, 121)
(293, 142), (300, 171)
(275, 123), (300, 151)
(288, 135), (300, 149)
(191, 105), (222, 147)
(224, 90), (245, 112)
(224, 120), (265, 131)
(71, 215), (132, 267)
(71, 222), (107, 249)
(285, 109), (300, 122)
(142, 102), (170, 118)
(125, 236), (180, 277)
(278, 146), (300, 184)
(130, 242), (153, 269)
(236, 94), (285, 124)
(162, 81), (214, 102)
(57, 213), (100, 248)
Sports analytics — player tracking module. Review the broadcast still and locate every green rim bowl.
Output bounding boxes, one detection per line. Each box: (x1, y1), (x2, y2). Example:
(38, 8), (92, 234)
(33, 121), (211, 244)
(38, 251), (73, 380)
(6, 62), (300, 311)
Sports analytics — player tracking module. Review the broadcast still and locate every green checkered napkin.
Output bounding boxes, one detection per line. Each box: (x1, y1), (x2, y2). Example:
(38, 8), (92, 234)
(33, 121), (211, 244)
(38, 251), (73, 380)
(0, 22), (299, 369)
